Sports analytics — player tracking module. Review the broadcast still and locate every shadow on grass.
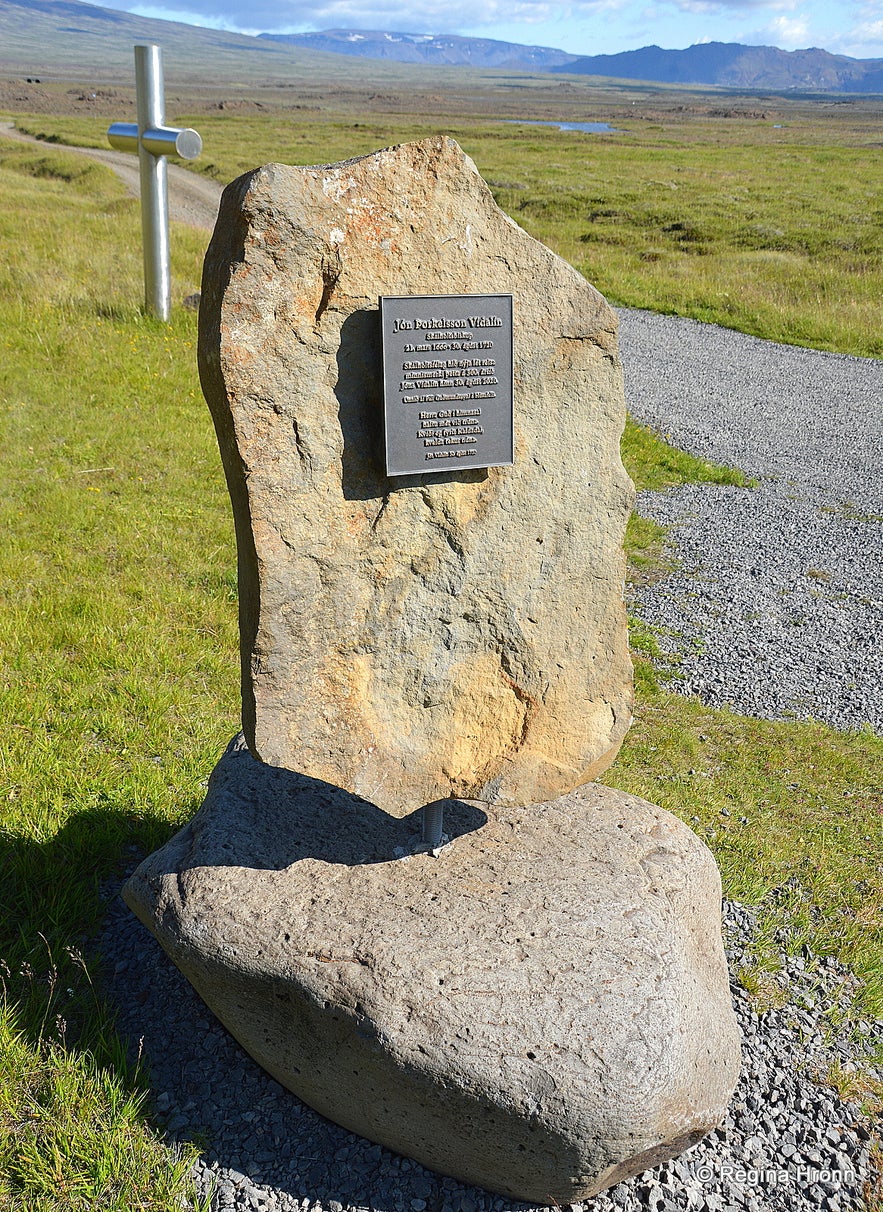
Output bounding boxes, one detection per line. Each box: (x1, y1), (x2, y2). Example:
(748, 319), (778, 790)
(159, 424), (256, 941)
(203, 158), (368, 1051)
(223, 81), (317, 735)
(0, 799), (199, 1060)
(1, 754), (498, 1212)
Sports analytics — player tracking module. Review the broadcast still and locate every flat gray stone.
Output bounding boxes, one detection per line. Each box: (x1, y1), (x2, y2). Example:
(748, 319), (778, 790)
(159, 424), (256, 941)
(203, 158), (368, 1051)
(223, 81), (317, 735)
(125, 737), (740, 1204)
(198, 135), (634, 813)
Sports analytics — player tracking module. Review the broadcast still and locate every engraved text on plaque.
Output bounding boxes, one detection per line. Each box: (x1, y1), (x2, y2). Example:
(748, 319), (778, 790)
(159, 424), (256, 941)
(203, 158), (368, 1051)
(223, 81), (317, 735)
(381, 294), (514, 476)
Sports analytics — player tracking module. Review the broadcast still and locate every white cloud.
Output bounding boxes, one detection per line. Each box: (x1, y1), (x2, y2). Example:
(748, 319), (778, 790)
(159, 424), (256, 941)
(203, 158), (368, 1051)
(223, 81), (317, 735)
(289, 0), (565, 32)
(766, 12), (810, 43)
(668, 0), (800, 11)
(115, 0), (644, 36)
(92, 0), (876, 57)
(672, 0), (720, 14)
(834, 18), (883, 55)
(128, 3), (249, 30)
(847, 16), (883, 42)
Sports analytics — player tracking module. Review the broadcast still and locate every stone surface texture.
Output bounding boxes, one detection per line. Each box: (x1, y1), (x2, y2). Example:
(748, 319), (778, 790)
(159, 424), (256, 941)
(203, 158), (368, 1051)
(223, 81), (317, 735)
(198, 136), (634, 812)
(124, 737), (741, 1205)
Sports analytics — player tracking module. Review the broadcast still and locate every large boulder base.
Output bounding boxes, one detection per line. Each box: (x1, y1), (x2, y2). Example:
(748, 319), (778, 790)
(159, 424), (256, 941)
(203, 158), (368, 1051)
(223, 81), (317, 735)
(198, 136), (634, 813)
(124, 738), (741, 1204)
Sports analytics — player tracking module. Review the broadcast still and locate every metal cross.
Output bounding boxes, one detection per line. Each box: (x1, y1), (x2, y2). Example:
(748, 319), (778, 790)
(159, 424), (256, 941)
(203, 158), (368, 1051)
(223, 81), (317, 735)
(107, 44), (203, 321)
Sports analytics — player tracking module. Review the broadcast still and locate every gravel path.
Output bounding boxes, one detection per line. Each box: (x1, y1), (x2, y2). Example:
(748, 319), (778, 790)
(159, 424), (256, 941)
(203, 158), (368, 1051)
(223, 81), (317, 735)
(0, 120), (223, 229)
(618, 308), (883, 735)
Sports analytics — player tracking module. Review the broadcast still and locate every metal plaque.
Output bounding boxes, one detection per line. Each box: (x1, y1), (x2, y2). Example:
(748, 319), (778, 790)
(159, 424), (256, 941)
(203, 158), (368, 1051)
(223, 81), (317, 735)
(381, 294), (514, 476)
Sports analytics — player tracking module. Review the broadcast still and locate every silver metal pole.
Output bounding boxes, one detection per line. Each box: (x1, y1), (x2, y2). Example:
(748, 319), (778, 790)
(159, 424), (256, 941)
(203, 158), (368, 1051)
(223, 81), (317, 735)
(108, 49), (201, 320)
(135, 44), (171, 321)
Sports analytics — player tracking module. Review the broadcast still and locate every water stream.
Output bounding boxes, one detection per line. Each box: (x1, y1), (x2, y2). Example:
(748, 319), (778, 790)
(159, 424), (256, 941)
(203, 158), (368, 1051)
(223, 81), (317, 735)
(505, 119), (623, 133)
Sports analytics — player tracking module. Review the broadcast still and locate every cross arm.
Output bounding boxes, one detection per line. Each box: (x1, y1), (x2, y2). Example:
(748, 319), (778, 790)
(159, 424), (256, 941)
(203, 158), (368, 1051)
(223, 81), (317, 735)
(107, 121), (202, 160)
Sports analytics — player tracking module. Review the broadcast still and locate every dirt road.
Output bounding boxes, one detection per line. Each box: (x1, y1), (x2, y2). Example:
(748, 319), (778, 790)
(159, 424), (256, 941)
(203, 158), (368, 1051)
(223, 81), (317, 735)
(0, 119), (223, 230)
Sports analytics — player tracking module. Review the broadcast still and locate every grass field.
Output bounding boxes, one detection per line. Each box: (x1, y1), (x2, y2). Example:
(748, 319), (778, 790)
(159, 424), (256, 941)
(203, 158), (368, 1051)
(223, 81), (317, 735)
(13, 98), (883, 358)
(0, 104), (880, 1210)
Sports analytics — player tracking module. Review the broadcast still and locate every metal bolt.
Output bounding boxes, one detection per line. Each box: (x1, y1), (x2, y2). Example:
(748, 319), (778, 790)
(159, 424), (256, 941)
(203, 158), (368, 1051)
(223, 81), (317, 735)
(422, 800), (446, 848)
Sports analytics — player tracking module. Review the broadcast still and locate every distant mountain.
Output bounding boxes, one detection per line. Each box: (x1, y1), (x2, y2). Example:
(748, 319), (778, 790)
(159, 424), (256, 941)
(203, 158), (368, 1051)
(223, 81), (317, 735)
(257, 28), (578, 71)
(0, 0), (331, 78)
(550, 41), (883, 92)
(3, 2), (883, 95)
(260, 30), (883, 92)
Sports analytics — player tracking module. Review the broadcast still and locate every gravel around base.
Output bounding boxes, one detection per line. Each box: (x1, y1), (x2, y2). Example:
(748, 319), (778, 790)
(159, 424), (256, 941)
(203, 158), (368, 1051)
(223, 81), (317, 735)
(100, 875), (880, 1212)
(618, 308), (883, 735)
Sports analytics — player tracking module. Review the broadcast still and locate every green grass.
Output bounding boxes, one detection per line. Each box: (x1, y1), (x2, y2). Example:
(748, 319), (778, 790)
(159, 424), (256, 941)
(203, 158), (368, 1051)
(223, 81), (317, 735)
(492, 137), (883, 356)
(0, 140), (234, 1208)
(0, 1004), (209, 1212)
(11, 108), (883, 358)
(616, 390), (882, 1037)
(0, 126), (880, 1206)
(622, 415), (751, 495)
(621, 414), (751, 580)
(616, 392), (882, 1042)
(601, 698), (883, 1018)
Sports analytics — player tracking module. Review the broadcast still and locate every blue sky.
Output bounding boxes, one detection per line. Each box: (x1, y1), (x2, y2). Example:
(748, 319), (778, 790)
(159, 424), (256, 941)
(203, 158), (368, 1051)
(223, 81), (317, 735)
(110, 0), (883, 60)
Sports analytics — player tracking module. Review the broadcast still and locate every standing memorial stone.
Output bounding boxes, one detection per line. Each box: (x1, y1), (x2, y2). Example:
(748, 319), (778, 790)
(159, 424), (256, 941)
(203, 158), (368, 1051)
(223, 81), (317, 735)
(125, 136), (740, 1204)
(196, 136), (634, 811)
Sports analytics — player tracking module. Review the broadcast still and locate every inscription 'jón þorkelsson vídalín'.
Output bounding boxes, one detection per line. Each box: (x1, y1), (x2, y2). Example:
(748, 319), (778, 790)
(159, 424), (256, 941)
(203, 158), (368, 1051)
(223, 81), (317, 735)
(382, 294), (514, 476)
